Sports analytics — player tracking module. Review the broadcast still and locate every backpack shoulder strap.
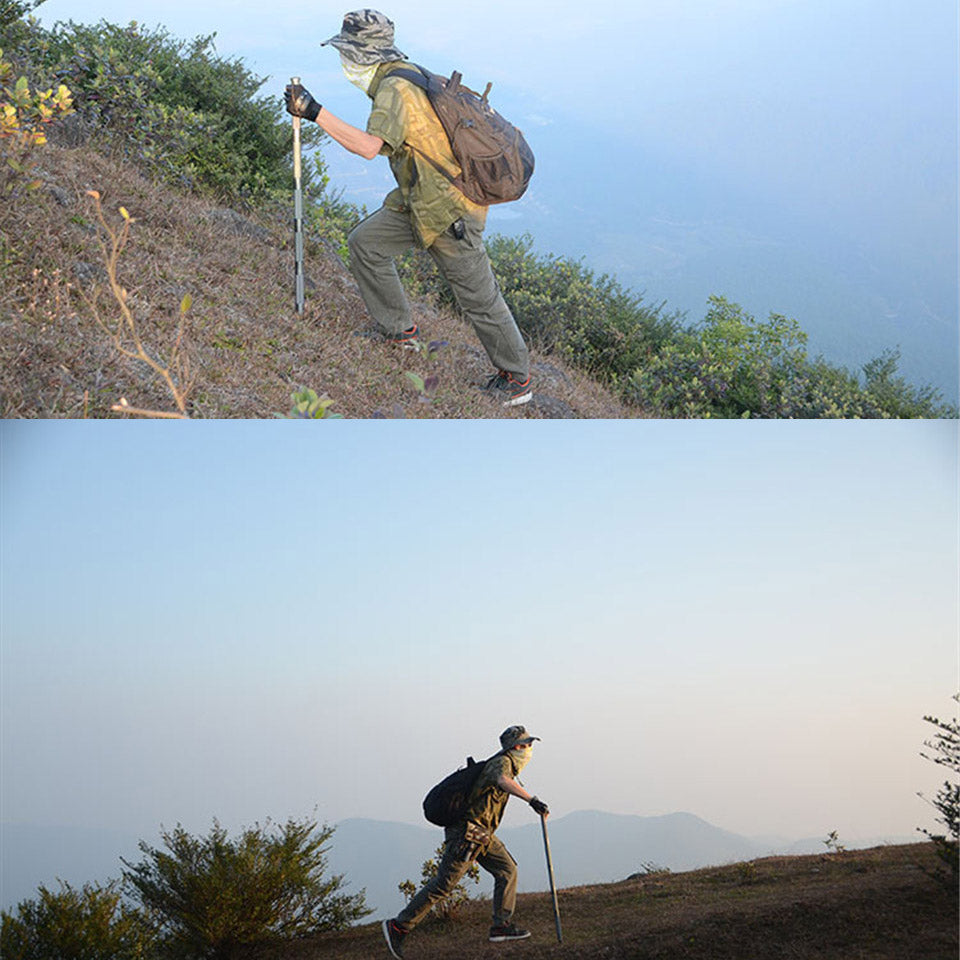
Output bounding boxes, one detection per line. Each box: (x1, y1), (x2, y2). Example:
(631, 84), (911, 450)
(383, 65), (462, 184)
(382, 64), (430, 91)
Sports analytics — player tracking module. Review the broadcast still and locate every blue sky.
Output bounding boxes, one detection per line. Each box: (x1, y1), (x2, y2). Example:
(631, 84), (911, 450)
(2, 421), (957, 852)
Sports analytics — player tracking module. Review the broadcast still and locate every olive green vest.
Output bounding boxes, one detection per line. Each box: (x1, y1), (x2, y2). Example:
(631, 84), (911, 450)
(460, 751), (522, 834)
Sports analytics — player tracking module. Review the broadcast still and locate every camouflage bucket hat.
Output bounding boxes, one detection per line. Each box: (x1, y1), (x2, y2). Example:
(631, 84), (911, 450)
(500, 725), (541, 750)
(322, 9), (407, 65)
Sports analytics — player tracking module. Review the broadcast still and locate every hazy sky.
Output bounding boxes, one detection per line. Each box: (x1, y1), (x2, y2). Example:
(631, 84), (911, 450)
(2, 421), (957, 850)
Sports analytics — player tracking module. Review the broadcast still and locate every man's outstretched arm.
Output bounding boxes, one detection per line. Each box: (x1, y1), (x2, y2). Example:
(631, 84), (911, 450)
(285, 82), (384, 160)
(316, 107), (384, 160)
(496, 774), (550, 818)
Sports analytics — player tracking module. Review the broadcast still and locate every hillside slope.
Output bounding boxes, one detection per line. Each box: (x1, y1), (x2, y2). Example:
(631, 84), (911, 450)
(243, 843), (955, 960)
(2, 144), (636, 419)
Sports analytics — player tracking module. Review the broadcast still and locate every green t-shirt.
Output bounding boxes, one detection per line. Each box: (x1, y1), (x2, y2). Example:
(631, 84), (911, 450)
(365, 63), (487, 248)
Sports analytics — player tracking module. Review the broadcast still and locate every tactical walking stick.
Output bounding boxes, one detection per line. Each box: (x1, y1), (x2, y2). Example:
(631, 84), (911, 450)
(540, 814), (563, 943)
(291, 76), (305, 315)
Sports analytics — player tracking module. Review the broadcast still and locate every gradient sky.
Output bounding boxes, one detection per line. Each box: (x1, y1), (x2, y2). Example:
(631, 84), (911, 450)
(2, 421), (957, 850)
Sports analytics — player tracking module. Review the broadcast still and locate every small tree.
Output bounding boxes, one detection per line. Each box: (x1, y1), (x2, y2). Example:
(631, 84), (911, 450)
(122, 818), (370, 959)
(398, 845), (480, 922)
(917, 693), (959, 887)
(0, 880), (155, 960)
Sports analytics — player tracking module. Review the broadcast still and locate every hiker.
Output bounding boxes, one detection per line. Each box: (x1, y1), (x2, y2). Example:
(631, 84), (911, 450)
(381, 725), (550, 958)
(284, 9), (534, 407)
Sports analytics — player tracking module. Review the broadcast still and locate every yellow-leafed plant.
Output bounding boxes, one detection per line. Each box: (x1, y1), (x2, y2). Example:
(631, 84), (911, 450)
(0, 49), (73, 204)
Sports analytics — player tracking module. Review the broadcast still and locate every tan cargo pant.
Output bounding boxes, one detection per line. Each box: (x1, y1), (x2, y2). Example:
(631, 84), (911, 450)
(395, 826), (518, 931)
(347, 206), (530, 380)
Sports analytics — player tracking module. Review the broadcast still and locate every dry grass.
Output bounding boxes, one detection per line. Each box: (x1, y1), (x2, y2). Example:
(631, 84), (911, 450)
(1, 143), (639, 419)
(240, 843), (955, 960)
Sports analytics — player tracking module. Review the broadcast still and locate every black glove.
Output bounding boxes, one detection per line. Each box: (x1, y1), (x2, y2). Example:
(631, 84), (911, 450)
(529, 796), (549, 816)
(284, 84), (321, 122)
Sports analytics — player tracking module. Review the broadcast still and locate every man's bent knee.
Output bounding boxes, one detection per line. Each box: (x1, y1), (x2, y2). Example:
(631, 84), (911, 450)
(346, 224), (369, 262)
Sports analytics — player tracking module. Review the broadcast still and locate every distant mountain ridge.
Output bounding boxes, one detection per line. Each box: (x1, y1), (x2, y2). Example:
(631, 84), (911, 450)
(1, 813), (914, 918)
(326, 810), (769, 918)
(325, 811), (914, 919)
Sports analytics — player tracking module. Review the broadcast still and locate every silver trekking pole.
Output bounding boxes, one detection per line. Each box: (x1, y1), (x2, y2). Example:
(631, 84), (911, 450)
(540, 814), (562, 943)
(291, 76), (305, 315)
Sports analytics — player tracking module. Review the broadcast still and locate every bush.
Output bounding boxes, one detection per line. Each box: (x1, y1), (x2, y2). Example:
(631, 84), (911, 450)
(3, 19), (327, 201)
(0, 880), (155, 960)
(398, 845), (479, 922)
(0, 58), (72, 147)
(625, 296), (813, 417)
(1, 16), (365, 252)
(861, 348), (952, 419)
(0, 45), (72, 211)
(121, 818), (370, 958)
(625, 295), (957, 418)
(486, 232), (680, 375)
(918, 694), (960, 888)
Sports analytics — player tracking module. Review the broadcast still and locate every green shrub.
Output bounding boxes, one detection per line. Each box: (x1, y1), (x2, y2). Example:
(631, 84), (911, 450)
(486, 232), (680, 376)
(861, 348), (952, 419)
(4, 19), (328, 201)
(122, 818), (370, 958)
(0, 45), (72, 215)
(625, 295), (956, 418)
(0, 59), (73, 147)
(1, 16), (365, 248)
(775, 355), (885, 418)
(625, 296), (814, 417)
(0, 880), (155, 960)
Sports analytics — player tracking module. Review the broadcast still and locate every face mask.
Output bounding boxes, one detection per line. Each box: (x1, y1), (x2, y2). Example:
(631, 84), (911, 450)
(512, 745), (533, 773)
(341, 56), (379, 93)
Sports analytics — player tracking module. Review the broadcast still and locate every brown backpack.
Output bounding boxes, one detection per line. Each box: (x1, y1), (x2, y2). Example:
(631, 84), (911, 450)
(388, 64), (535, 206)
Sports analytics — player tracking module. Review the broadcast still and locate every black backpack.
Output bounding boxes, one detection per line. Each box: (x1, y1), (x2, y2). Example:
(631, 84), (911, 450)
(388, 65), (535, 206)
(422, 754), (495, 826)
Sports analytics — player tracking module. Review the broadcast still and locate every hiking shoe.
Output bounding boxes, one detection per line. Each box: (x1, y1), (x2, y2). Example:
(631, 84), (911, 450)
(385, 323), (419, 349)
(489, 923), (531, 942)
(483, 371), (532, 407)
(382, 919), (407, 958)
